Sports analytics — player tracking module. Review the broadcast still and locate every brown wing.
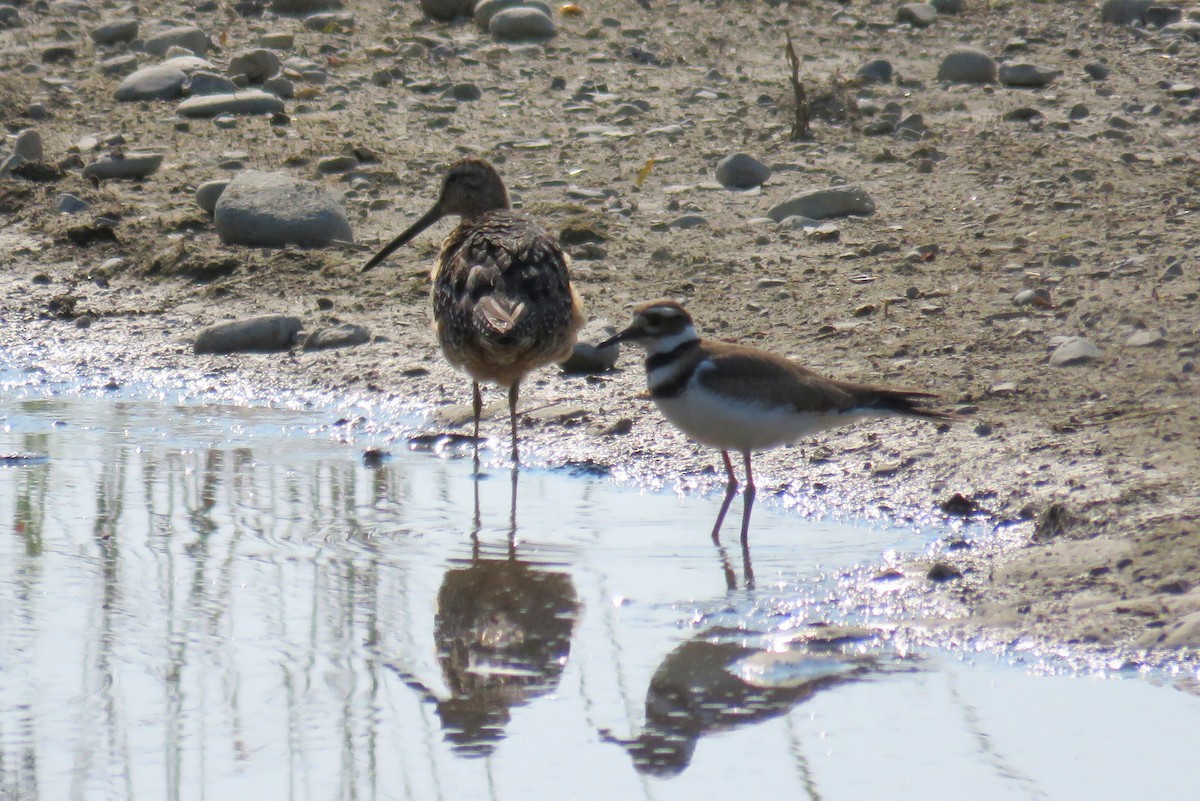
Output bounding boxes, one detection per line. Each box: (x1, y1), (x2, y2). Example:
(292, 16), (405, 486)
(697, 344), (861, 413)
(699, 342), (949, 420)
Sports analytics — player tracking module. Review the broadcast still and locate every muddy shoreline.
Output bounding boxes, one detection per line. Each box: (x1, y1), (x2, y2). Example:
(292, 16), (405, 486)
(1, 0), (1198, 655)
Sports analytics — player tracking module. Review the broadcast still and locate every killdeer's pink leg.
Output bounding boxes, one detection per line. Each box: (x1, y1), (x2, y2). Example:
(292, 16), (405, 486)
(739, 449), (757, 552)
(710, 450), (739, 544)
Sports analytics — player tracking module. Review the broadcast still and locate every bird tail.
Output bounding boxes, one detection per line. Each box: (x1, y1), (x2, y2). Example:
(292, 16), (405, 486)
(474, 297), (526, 337)
(868, 389), (955, 421)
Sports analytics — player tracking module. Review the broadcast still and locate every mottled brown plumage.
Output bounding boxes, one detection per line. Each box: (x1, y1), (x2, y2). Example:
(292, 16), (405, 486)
(362, 159), (583, 464)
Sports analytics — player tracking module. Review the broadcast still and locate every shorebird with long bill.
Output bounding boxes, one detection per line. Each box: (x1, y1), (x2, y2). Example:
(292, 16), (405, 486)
(362, 158), (584, 467)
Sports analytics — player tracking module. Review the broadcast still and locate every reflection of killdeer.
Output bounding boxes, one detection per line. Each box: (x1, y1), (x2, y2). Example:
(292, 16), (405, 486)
(362, 158), (584, 465)
(601, 300), (951, 543)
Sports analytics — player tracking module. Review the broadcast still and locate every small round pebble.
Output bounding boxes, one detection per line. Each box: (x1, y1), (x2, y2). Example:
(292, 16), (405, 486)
(115, 66), (189, 101)
(999, 62), (1057, 88)
(13, 129), (43, 163)
(937, 46), (997, 84)
(1099, 0), (1153, 25)
(490, 6), (556, 40)
(857, 58), (893, 84)
(82, 152), (164, 181)
(317, 155), (360, 174)
(303, 323), (371, 351)
(188, 71), (239, 96)
(195, 179), (230, 214)
(896, 3), (937, 27)
(55, 193), (90, 214)
(420, 0), (475, 21)
(714, 153), (771, 189)
(1049, 336), (1103, 367)
(144, 26), (210, 57)
(227, 49), (281, 83)
(91, 18), (138, 45)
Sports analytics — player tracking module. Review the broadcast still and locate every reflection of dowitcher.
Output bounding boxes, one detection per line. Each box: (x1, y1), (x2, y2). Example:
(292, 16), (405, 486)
(362, 158), (584, 464)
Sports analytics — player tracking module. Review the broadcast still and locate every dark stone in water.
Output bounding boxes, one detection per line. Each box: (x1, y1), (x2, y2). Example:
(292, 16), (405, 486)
(362, 448), (390, 468)
(407, 432), (482, 451)
(940, 492), (976, 516)
(927, 562), (963, 582)
(1033, 503), (1076, 542)
(563, 459), (611, 478)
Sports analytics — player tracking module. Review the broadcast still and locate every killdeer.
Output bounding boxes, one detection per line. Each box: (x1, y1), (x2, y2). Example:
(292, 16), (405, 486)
(600, 300), (950, 543)
(362, 158), (584, 466)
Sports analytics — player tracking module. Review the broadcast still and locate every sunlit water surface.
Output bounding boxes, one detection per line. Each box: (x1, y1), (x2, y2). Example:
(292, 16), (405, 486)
(0, 391), (1197, 801)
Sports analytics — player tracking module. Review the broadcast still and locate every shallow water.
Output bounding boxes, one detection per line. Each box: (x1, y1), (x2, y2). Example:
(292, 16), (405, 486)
(0, 392), (1197, 801)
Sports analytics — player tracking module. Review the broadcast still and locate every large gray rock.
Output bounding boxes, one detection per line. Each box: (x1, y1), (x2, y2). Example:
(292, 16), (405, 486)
(13, 129), (42, 163)
(1049, 336), (1103, 367)
(176, 90), (285, 117)
(303, 323), (371, 351)
(214, 171), (353, 248)
(115, 65), (188, 101)
(227, 49), (281, 83)
(99, 54), (140, 77)
(937, 46), (997, 84)
(714, 153), (771, 189)
(272, 0), (343, 10)
(82, 152), (163, 181)
(187, 71), (239, 96)
(162, 55), (217, 73)
(474, 0), (551, 26)
(489, 6), (556, 40)
(194, 315), (303, 354)
(91, 18), (138, 45)
(767, 186), (876, 222)
(303, 12), (355, 31)
(857, 58), (893, 83)
(999, 61), (1057, 88)
(143, 26), (209, 57)
(1099, 0), (1153, 24)
(896, 3), (937, 27)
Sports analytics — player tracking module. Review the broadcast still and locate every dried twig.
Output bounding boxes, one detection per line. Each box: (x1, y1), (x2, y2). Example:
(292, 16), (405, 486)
(785, 32), (811, 141)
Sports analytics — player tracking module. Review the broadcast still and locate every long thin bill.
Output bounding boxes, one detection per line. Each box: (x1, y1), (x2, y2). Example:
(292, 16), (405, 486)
(596, 328), (631, 350)
(360, 204), (443, 272)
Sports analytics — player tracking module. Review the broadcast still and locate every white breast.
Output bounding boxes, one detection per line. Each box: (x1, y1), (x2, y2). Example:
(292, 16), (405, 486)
(654, 367), (876, 452)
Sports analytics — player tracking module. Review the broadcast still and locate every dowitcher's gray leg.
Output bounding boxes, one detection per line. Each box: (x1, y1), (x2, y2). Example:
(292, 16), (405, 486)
(508, 382), (520, 465)
(472, 381), (483, 473)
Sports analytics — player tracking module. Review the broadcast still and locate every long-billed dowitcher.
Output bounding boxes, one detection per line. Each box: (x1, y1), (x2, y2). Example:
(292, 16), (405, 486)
(600, 300), (951, 543)
(362, 158), (583, 465)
